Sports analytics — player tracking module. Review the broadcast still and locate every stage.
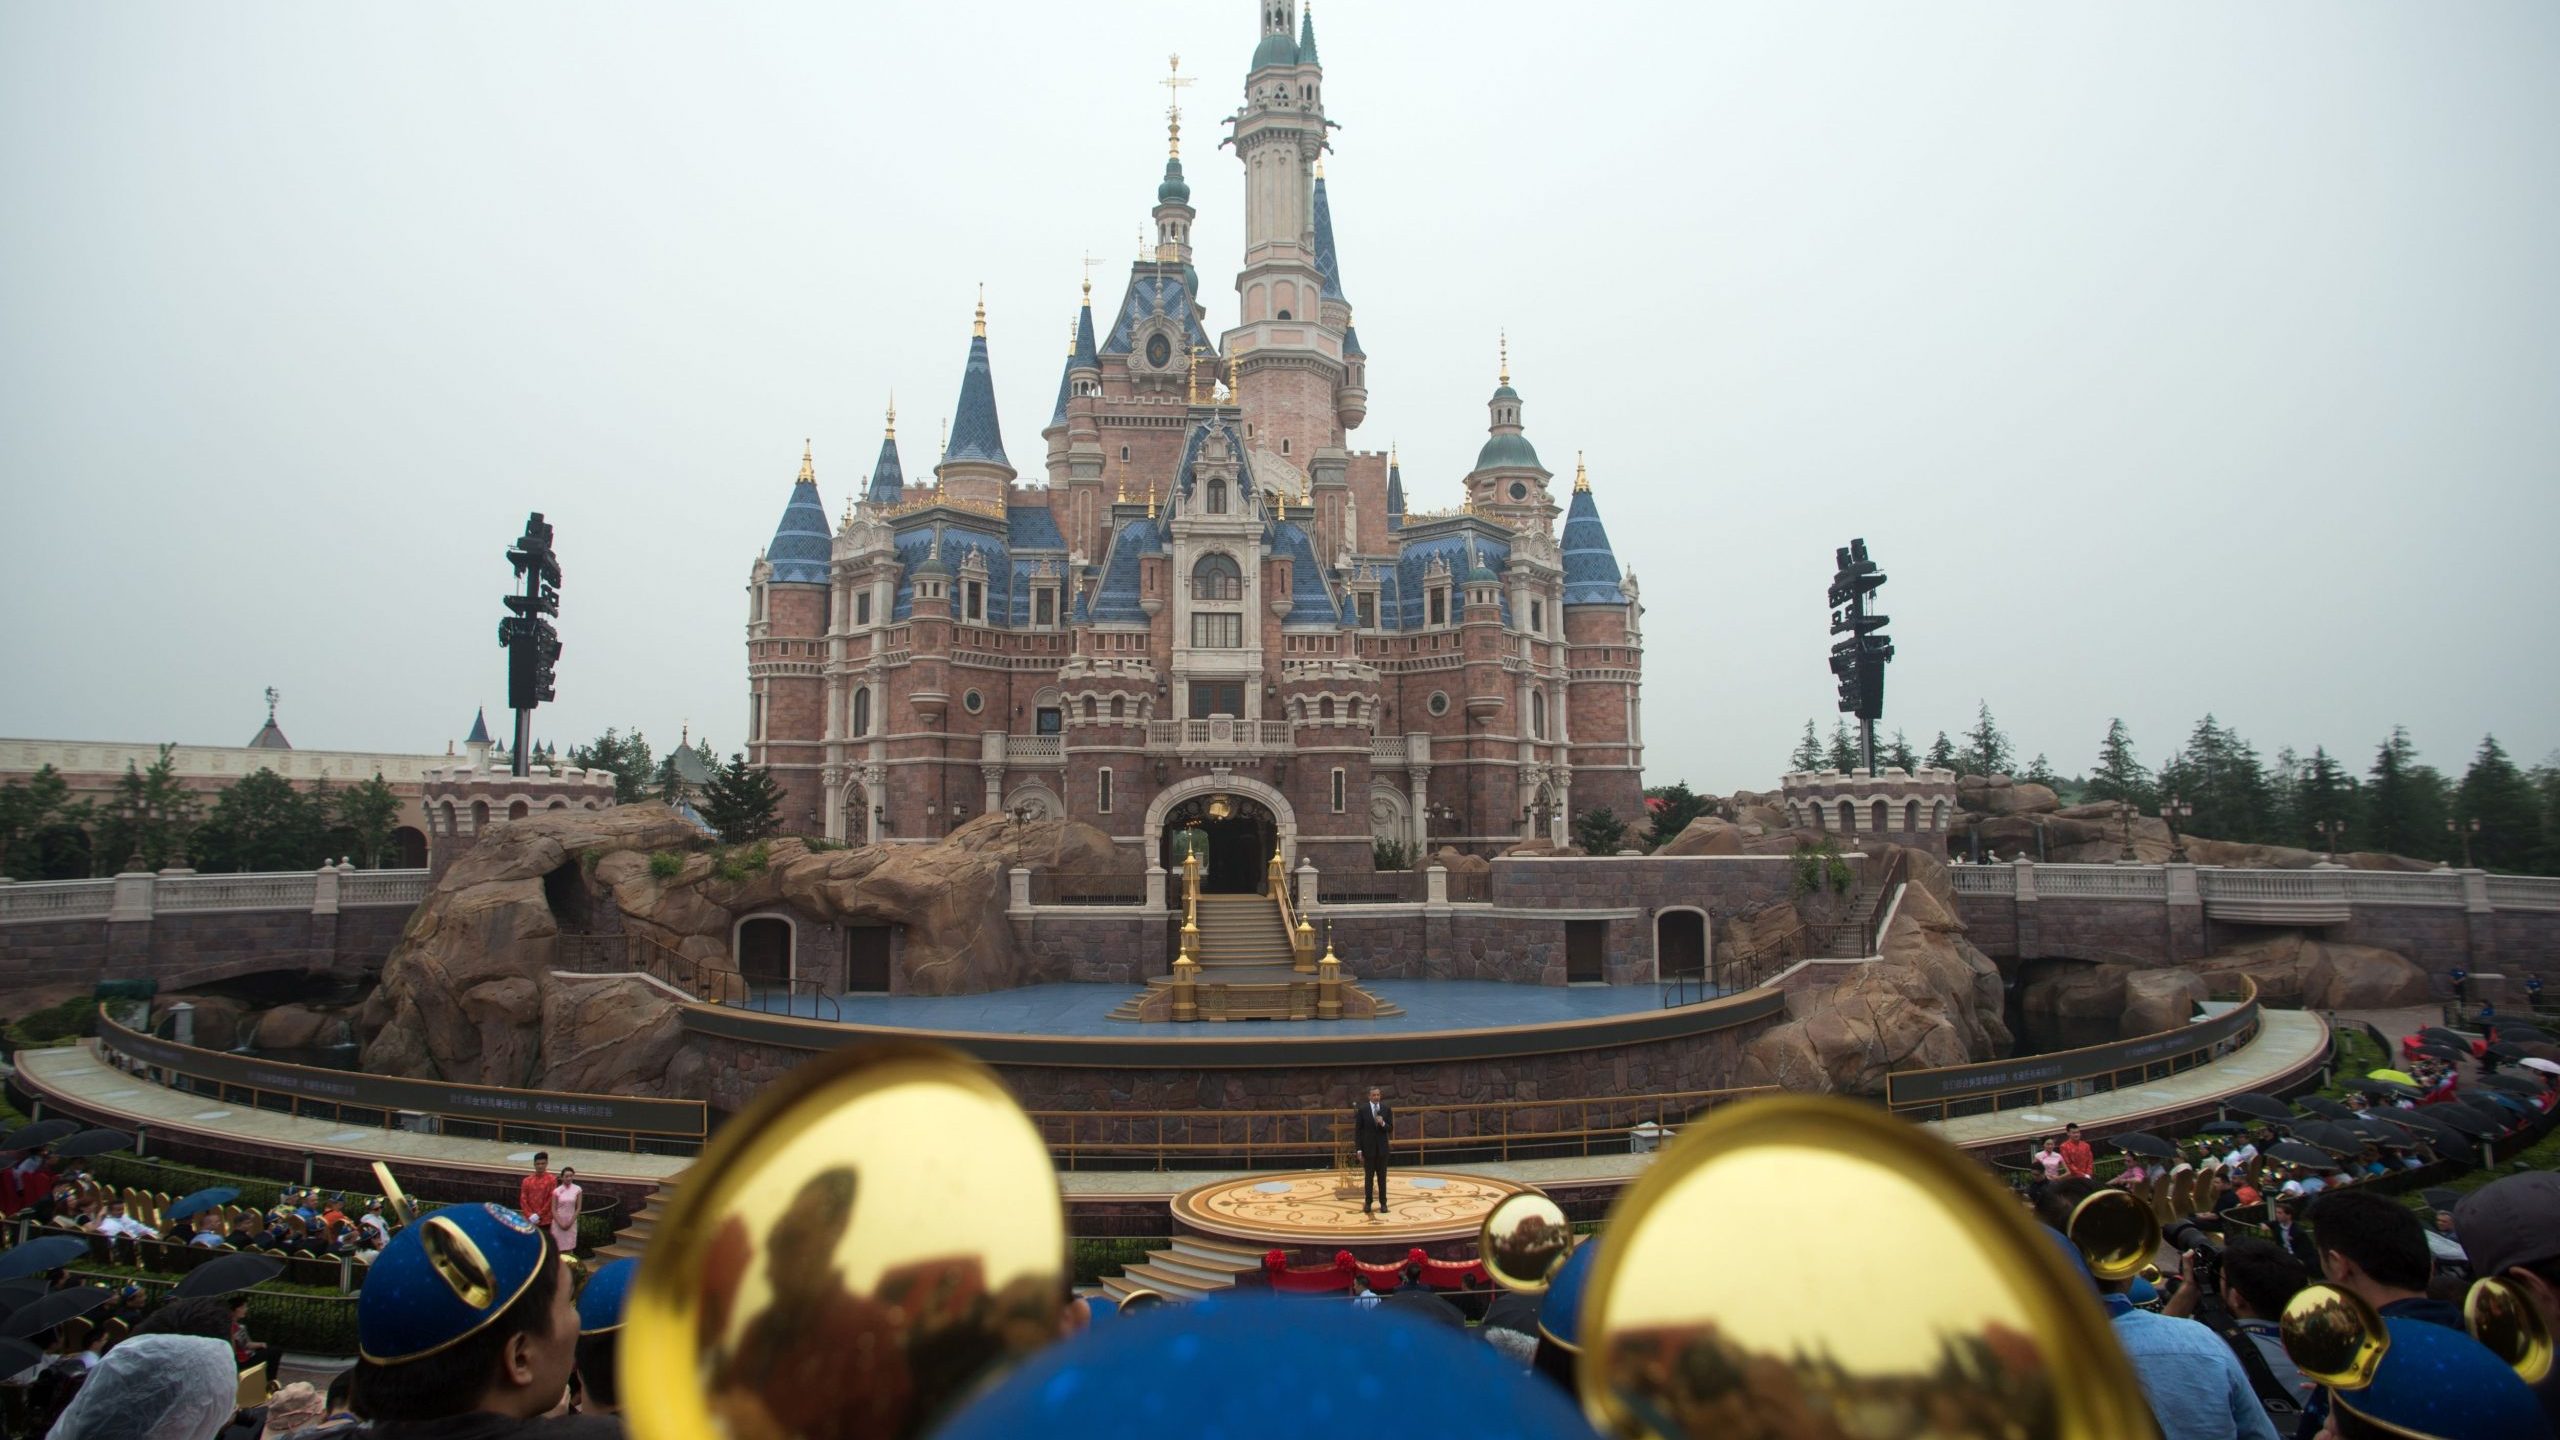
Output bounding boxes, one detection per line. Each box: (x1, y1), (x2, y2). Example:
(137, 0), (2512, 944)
(1170, 1167), (1533, 1251)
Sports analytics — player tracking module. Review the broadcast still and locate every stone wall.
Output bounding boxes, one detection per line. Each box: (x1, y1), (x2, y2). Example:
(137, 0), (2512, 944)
(1, 899), (418, 994)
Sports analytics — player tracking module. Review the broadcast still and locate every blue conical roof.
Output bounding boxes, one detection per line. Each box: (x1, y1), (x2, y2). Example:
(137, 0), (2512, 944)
(945, 325), (1009, 467)
(1299, 6), (1321, 66)
(766, 445), (832, 584)
(1385, 456), (1405, 530)
(1050, 302), (1101, 427)
(465, 707), (491, 744)
(1561, 485), (1627, 605)
(867, 429), (904, 505)
(1313, 175), (1345, 302)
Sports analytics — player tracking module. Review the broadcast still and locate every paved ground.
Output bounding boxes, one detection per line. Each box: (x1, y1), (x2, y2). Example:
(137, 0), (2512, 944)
(1919, 1008), (2331, 1151)
(752, 978), (1688, 1034)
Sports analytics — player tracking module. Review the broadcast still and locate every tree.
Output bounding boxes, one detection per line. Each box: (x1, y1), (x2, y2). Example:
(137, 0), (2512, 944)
(193, 769), (328, 873)
(336, 773), (405, 868)
(569, 728), (655, 806)
(1924, 731), (1958, 773)
(1826, 720), (1859, 773)
(2456, 735), (2540, 872)
(92, 746), (200, 871)
(1961, 702), (2013, 778)
(2533, 757), (2560, 876)
(0, 765), (69, 879)
(2363, 727), (2446, 863)
(2162, 715), (2273, 846)
(1883, 730), (1917, 774)
(1643, 782), (1712, 850)
(699, 753), (784, 844)
(2086, 720), (2151, 809)
(1572, 807), (1628, 856)
(2299, 747), (2355, 851)
(1788, 721), (1825, 774)
(2019, 753), (2059, 788)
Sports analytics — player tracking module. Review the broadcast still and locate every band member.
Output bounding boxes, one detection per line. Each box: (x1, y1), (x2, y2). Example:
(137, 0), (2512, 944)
(1353, 1086), (1393, 1216)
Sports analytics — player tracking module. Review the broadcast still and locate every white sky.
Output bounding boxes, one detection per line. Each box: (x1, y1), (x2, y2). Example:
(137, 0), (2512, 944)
(4, 2), (2556, 793)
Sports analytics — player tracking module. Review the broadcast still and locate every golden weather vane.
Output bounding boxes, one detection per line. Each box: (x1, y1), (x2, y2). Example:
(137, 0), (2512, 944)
(1161, 54), (1194, 157)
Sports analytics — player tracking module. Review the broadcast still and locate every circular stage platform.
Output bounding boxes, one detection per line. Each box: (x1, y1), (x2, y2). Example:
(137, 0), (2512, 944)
(1170, 1168), (1532, 1249)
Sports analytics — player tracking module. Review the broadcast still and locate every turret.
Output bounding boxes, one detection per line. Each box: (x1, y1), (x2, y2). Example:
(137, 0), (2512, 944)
(1559, 456), (1628, 608)
(1228, 0), (1344, 463)
(866, 402), (905, 507)
(464, 708), (493, 771)
(1467, 334), (1554, 527)
(1385, 443), (1405, 532)
(937, 291), (1015, 509)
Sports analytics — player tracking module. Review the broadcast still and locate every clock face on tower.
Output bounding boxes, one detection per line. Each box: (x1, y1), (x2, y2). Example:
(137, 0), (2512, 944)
(1509, 481), (1529, 501)
(1146, 334), (1173, 368)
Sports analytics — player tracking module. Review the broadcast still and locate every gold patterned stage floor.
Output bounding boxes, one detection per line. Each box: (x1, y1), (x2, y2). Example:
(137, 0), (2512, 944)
(1170, 1168), (1534, 1247)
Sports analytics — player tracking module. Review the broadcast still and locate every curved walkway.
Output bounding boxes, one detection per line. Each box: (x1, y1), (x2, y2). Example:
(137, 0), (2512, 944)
(1916, 1008), (2332, 1153)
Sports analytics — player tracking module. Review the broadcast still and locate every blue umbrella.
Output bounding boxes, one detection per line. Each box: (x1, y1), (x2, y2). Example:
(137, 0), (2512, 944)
(162, 1187), (239, 1223)
(0, 1236), (89, 1283)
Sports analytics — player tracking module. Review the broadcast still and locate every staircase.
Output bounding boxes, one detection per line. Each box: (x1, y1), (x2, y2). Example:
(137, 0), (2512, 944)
(1098, 1235), (1267, 1303)
(592, 1178), (678, 1261)
(1191, 893), (1297, 968)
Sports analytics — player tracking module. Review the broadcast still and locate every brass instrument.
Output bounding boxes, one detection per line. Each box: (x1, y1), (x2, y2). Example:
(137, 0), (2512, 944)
(2466, 1275), (2553, 1384)
(1116, 1288), (1170, 1314)
(1478, 1191), (1574, 1294)
(2066, 1188), (2161, 1284)
(370, 1161), (417, 1229)
(2279, 1282), (2390, 1389)
(621, 1040), (1066, 1440)
(1576, 1095), (2155, 1439)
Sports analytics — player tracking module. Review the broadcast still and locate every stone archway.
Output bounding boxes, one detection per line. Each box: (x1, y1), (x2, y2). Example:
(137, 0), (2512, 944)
(1144, 773), (1297, 885)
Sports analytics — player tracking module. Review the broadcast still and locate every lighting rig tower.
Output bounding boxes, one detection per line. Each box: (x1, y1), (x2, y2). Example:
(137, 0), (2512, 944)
(1827, 538), (1894, 777)
(499, 512), (562, 779)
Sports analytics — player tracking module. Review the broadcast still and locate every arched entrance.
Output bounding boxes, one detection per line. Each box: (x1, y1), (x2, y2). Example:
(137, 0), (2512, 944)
(1656, 908), (1707, 981)
(1160, 791), (1277, 894)
(737, 916), (793, 988)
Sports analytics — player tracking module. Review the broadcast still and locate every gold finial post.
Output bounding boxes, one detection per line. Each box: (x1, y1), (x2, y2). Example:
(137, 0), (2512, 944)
(798, 438), (815, 483)
(1575, 451), (1590, 493)
(1499, 330), (1510, 386)
(972, 285), (986, 338)
(1161, 54), (1194, 157)
(1186, 347), (1200, 405)
(885, 394), (896, 439)
(1146, 480), (1158, 519)
(1226, 349), (1240, 401)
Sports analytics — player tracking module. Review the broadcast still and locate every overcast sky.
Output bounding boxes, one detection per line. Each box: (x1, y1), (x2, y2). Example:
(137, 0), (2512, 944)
(5, 2), (2556, 794)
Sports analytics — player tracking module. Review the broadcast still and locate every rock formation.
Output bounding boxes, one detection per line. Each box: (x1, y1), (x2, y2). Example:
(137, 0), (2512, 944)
(357, 804), (1131, 1093)
(1734, 845), (2012, 1094)
(1946, 775), (2433, 871)
(2013, 932), (2432, 1031)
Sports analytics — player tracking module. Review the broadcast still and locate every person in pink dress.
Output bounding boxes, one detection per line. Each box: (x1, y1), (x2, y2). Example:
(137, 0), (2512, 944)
(549, 1166), (583, 1256)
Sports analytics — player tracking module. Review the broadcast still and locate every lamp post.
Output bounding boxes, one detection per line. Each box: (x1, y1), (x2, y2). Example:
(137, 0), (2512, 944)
(2312, 819), (2344, 864)
(2160, 795), (2194, 864)
(2447, 816), (2479, 869)
(872, 803), (889, 838)
(2117, 801), (2139, 864)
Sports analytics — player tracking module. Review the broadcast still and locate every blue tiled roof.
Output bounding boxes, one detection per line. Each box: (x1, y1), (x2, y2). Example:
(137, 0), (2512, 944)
(766, 478), (833, 585)
(890, 516), (1014, 620)
(867, 434), (904, 505)
(1561, 486), (1628, 605)
(1088, 517), (1166, 623)
(945, 333), (1009, 467)
(1175, 418), (1256, 502)
(1101, 274), (1217, 356)
(465, 708), (491, 744)
(1299, 5), (1320, 65)
(1313, 177), (1345, 303)
(1343, 324), (1363, 358)
(1267, 520), (1341, 630)
(1007, 505), (1065, 551)
(1385, 460), (1404, 528)
(1049, 303), (1101, 428)
(1391, 530), (1512, 631)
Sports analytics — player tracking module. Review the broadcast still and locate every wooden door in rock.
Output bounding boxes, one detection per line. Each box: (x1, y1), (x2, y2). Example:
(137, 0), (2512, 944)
(739, 918), (792, 990)
(845, 926), (892, 993)
(1566, 920), (1606, 984)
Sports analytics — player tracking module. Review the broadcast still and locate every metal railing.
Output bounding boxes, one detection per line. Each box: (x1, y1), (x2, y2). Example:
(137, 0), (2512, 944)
(1027, 1086), (1779, 1170)
(619, 930), (842, 1024)
(1884, 978), (2269, 1120)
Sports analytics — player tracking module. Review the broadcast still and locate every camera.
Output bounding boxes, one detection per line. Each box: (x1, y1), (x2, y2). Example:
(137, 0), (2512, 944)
(2164, 1220), (2222, 1290)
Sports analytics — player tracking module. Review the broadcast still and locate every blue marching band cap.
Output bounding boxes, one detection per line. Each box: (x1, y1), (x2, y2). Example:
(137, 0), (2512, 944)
(577, 1257), (637, 1336)
(1535, 1236), (1599, 1351)
(358, 1203), (550, 1364)
(2334, 1316), (2547, 1440)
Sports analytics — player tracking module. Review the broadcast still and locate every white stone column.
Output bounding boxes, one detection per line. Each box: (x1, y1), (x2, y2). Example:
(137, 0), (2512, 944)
(1008, 866), (1032, 915)
(1145, 864), (1168, 913)
(310, 865), (340, 918)
(1296, 860), (1319, 912)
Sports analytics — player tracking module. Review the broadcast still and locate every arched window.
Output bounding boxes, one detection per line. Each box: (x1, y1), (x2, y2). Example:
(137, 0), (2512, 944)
(471, 800), (489, 832)
(1872, 799), (1888, 833)
(1347, 698), (1361, 722)
(1082, 696), (1097, 720)
(1319, 696), (1334, 720)
(1206, 479), (1229, 514)
(1905, 799), (1919, 832)
(851, 688), (871, 737)
(509, 800), (529, 820)
(1531, 692), (1547, 740)
(1191, 552), (1242, 600)
(1838, 799), (1856, 833)
(438, 801), (456, 835)
(1110, 695), (1126, 719)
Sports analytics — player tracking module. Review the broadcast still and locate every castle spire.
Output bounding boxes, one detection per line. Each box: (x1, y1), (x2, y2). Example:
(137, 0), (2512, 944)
(1561, 468), (1627, 606)
(943, 295), (1010, 472)
(764, 440), (832, 584)
(1386, 443), (1405, 531)
(867, 403), (905, 506)
(1499, 330), (1510, 387)
(1299, 2), (1320, 67)
(797, 438), (815, 483)
(1575, 451), (1590, 493)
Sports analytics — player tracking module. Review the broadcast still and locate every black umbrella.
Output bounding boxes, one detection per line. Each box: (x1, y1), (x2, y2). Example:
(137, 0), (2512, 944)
(2342, 1079), (2419, 1100)
(2469, 1091), (2532, 1117)
(1381, 1288), (1466, 1328)
(1, 1285), (109, 1340)
(0, 1336), (37, 1378)
(2344, 1115), (2407, 1143)
(2497, 1023), (2549, 1042)
(2424, 1027), (2475, 1049)
(2428, 1105), (2504, 1137)
(47, 1130), (132, 1160)
(2394, 1112), (2473, 1151)
(2114, 1132), (2178, 1160)
(2487, 1044), (2531, 1062)
(2419, 1043), (2473, 1065)
(0, 1279), (44, 1315)
(2294, 1123), (2365, 1156)
(2226, 1094), (2297, 1124)
(2297, 1097), (2357, 1121)
(1482, 1291), (1542, 1337)
(0, 1236), (89, 1284)
(2477, 1074), (2543, 1097)
(2265, 1141), (2340, 1170)
(171, 1251), (284, 1299)
(0, 1119), (78, 1153)
(2420, 1187), (2465, 1214)
(2197, 1120), (2251, 1136)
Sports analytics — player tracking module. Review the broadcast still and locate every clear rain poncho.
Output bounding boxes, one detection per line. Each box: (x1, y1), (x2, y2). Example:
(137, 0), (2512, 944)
(46, 1333), (241, 1440)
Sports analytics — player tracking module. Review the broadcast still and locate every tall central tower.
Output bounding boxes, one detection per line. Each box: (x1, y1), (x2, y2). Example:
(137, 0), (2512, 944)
(1226, 1), (1358, 475)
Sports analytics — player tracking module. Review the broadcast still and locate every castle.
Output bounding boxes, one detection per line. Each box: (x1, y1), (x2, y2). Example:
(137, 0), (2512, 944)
(745, 2), (1643, 889)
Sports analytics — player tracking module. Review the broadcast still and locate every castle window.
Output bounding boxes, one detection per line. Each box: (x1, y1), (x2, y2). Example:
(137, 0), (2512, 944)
(1427, 690), (1450, 717)
(1428, 589), (1447, 626)
(852, 688), (871, 737)
(1035, 589), (1055, 626)
(1192, 612), (1243, 648)
(1529, 599), (1543, 634)
(1037, 706), (1062, 734)
(821, 590), (832, 632)
(1121, 445), (1131, 461)
(1190, 681), (1245, 718)
(856, 591), (872, 626)
(1357, 593), (1376, 628)
(963, 689), (984, 714)
(1319, 696), (1333, 720)
(1331, 767), (1347, 813)
(964, 580), (984, 622)
(1083, 696), (1097, 720)
(1110, 695), (1126, 719)
(1280, 439), (1290, 456)
(1097, 767), (1113, 814)
(1207, 479), (1228, 514)
(1191, 553), (1243, 601)
(1531, 691), (1547, 741)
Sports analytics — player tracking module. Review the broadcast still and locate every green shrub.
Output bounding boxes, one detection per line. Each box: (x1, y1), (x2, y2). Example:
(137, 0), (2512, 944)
(648, 850), (683, 879)
(1373, 838), (1411, 872)
(1789, 839), (1854, 900)
(1070, 1237), (1160, 1285)
(13, 995), (98, 1044)
(711, 842), (771, 884)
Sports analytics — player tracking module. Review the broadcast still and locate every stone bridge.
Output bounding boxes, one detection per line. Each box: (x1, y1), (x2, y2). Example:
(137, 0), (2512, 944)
(0, 867), (427, 994)
(1949, 860), (2560, 994)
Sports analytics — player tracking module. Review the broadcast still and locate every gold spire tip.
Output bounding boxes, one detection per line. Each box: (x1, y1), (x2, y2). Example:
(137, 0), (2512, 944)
(1314, 157), (1324, 179)
(1161, 54), (1193, 158)
(798, 438), (815, 482)
(1574, 451), (1591, 493)
(973, 285), (987, 337)
(886, 394), (896, 439)
(1390, 440), (1399, 466)
(1499, 330), (1510, 386)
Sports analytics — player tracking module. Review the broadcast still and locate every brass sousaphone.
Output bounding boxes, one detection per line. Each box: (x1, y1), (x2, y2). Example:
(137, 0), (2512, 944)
(620, 1040), (1068, 1440)
(1478, 1190), (1576, 1293)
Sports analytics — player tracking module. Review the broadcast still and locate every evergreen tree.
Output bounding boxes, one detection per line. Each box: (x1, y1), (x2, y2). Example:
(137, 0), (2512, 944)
(193, 769), (328, 872)
(1961, 702), (2013, 778)
(0, 765), (69, 879)
(1826, 720), (1859, 773)
(93, 746), (200, 870)
(700, 753), (785, 844)
(1643, 782), (1712, 849)
(1571, 807), (1628, 856)
(2363, 728), (2445, 862)
(1883, 730), (1917, 774)
(1925, 731), (1958, 773)
(1788, 721), (1825, 774)
(2019, 754), (2059, 788)
(335, 773), (405, 868)
(2087, 719), (2152, 808)
(570, 728), (655, 806)
(2299, 747), (2355, 851)
(2532, 758), (2560, 876)
(2167, 715), (2274, 845)
(2456, 735), (2540, 872)
(2264, 747), (2304, 851)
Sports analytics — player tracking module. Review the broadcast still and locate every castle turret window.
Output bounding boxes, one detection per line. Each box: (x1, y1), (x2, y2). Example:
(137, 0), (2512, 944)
(1192, 612), (1244, 648)
(852, 688), (871, 737)
(1191, 553), (1242, 600)
(1207, 479), (1228, 514)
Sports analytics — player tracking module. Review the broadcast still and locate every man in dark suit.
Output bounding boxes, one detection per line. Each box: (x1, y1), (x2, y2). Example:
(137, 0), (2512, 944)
(2269, 1198), (2319, 1273)
(1353, 1086), (1393, 1215)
